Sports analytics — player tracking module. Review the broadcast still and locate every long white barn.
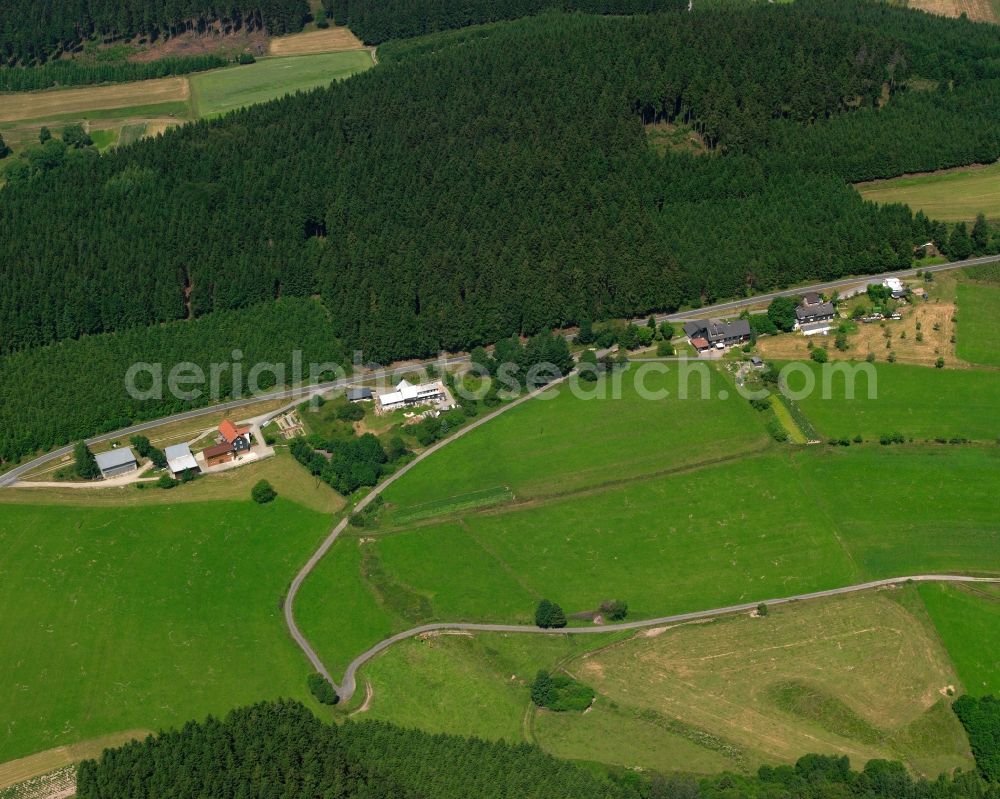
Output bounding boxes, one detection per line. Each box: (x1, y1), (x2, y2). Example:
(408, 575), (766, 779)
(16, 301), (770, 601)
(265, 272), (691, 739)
(377, 379), (447, 413)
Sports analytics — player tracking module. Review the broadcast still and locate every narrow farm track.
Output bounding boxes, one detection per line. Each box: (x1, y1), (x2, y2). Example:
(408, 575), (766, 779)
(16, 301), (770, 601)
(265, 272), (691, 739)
(282, 374), (571, 687)
(1, 255), (988, 488)
(330, 575), (1000, 703)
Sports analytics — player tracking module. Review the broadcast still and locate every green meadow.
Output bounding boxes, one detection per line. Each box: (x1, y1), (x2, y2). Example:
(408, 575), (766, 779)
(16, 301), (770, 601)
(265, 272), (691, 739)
(381, 366), (769, 521)
(355, 589), (973, 776)
(299, 445), (1000, 678)
(190, 51), (373, 117)
(0, 498), (329, 762)
(785, 361), (1000, 441)
(919, 582), (1000, 697)
(855, 161), (1000, 223)
(956, 282), (1000, 367)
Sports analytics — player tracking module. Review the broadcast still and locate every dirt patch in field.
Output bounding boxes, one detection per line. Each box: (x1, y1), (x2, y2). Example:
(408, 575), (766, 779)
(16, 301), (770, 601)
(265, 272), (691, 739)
(756, 301), (958, 368)
(268, 27), (365, 56)
(0, 77), (189, 123)
(907, 0), (997, 21)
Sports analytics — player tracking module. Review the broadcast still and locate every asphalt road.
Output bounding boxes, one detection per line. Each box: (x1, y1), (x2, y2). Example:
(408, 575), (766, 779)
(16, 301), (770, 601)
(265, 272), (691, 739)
(333, 574), (1000, 703)
(3, 252), (993, 489)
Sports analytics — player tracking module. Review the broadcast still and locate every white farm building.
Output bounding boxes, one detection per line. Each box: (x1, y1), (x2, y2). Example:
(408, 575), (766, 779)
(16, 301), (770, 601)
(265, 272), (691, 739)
(376, 379), (448, 413)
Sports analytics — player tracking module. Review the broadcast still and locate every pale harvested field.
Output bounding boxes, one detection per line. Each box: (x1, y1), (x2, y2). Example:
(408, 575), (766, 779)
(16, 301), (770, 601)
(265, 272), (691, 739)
(0, 77), (189, 123)
(907, 0), (997, 21)
(0, 730), (149, 789)
(756, 301), (958, 367)
(572, 589), (973, 776)
(268, 26), (365, 56)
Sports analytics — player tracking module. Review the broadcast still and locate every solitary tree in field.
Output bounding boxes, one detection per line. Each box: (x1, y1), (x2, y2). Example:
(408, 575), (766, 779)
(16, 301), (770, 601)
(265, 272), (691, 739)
(548, 603), (567, 629)
(535, 599), (554, 628)
(757, 603), (769, 617)
(252, 479), (277, 504)
(73, 441), (100, 480)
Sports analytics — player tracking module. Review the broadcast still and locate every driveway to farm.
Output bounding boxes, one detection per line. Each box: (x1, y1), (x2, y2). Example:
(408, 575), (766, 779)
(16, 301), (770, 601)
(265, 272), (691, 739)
(2, 252), (995, 490)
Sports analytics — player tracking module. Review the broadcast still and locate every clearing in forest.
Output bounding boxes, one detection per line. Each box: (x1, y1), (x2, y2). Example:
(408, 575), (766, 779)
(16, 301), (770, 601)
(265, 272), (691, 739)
(189, 51), (373, 117)
(268, 26), (366, 56)
(855, 160), (1000, 222)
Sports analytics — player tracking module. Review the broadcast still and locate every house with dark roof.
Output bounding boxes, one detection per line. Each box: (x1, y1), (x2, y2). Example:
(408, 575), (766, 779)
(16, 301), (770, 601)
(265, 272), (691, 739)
(682, 318), (752, 351)
(795, 301), (837, 326)
(347, 387), (373, 402)
(802, 291), (823, 306)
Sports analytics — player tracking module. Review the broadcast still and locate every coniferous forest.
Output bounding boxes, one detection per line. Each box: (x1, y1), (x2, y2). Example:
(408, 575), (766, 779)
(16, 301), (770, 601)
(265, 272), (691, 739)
(326, 0), (686, 45)
(2, 1), (1000, 463)
(0, 0), (308, 65)
(75, 700), (1000, 799)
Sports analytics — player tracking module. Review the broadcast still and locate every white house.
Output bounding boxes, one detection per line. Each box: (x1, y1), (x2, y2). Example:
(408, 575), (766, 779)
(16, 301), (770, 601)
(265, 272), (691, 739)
(883, 277), (907, 298)
(377, 379), (447, 413)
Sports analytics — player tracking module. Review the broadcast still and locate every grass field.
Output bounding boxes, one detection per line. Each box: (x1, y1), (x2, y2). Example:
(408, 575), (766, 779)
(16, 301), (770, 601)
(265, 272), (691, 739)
(786, 361), (1000, 441)
(380, 367), (770, 521)
(190, 51), (372, 117)
(0, 78), (190, 124)
(855, 160), (1000, 221)
(355, 589), (973, 776)
(300, 444), (1000, 678)
(919, 582), (1000, 697)
(956, 282), (1000, 367)
(0, 497), (330, 762)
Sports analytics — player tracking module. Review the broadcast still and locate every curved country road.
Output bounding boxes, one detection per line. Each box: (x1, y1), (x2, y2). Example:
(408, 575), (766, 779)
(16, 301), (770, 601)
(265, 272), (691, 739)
(282, 374), (572, 688)
(281, 372), (1000, 700)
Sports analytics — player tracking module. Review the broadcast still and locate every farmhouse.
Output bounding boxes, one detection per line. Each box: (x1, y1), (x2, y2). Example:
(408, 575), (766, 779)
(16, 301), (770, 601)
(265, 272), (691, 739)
(219, 420), (252, 454)
(377, 379), (448, 413)
(203, 442), (235, 467)
(94, 447), (138, 479)
(795, 301), (836, 326)
(347, 387), (373, 402)
(683, 318), (751, 351)
(164, 443), (199, 477)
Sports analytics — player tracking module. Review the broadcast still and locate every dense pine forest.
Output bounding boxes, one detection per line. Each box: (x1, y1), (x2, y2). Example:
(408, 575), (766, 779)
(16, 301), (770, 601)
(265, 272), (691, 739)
(0, 299), (347, 464)
(2, 1), (1000, 462)
(326, 0), (686, 45)
(76, 700), (1000, 799)
(0, 53), (227, 91)
(0, 0), (307, 65)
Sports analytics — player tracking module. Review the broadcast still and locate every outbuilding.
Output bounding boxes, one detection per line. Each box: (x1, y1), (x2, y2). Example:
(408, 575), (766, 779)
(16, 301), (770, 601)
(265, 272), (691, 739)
(203, 442), (235, 467)
(94, 447), (138, 479)
(165, 443), (200, 477)
(347, 387), (373, 402)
